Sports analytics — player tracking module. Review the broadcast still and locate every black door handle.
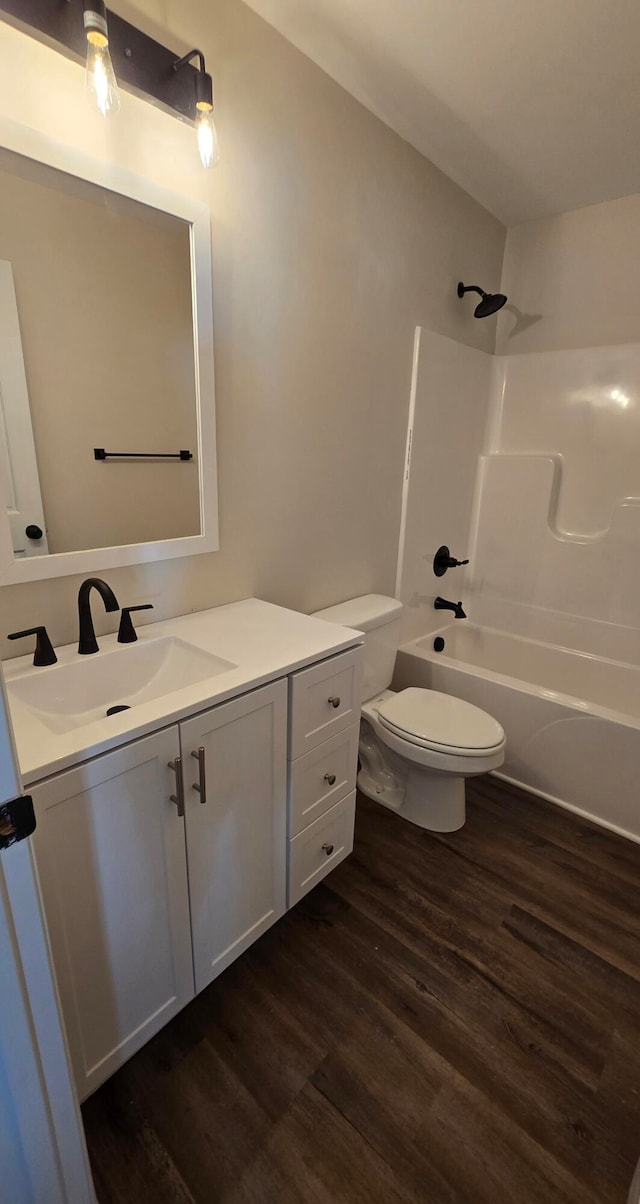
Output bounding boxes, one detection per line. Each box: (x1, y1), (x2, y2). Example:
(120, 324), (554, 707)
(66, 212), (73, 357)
(0, 796), (36, 850)
(25, 524), (43, 540)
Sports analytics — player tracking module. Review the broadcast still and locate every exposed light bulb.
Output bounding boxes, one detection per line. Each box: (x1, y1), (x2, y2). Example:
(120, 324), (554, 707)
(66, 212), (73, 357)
(84, 5), (119, 116)
(195, 105), (219, 169)
(173, 50), (219, 171)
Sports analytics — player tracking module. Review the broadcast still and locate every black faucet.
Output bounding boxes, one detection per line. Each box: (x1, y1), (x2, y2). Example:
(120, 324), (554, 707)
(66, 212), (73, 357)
(434, 596), (467, 620)
(78, 578), (120, 655)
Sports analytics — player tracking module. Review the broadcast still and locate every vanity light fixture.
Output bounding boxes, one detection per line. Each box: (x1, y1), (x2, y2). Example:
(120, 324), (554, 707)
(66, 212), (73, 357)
(83, 0), (119, 116)
(173, 50), (219, 169)
(0, 0), (218, 169)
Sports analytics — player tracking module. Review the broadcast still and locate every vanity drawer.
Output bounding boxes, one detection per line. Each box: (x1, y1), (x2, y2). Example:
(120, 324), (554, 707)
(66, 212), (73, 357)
(289, 646), (363, 758)
(288, 722), (359, 836)
(288, 791), (356, 907)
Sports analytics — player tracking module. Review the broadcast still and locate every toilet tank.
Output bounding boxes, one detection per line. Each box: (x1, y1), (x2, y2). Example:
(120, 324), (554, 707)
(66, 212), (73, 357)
(312, 594), (403, 701)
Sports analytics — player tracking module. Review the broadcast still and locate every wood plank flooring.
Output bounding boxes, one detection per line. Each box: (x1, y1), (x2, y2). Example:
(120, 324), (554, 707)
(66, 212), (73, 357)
(82, 778), (640, 1203)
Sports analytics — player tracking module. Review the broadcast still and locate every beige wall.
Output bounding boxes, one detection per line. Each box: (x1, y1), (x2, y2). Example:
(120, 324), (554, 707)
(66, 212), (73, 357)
(0, 0), (505, 657)
(0, 151), (198, 553)
(497, 193), (640, 354)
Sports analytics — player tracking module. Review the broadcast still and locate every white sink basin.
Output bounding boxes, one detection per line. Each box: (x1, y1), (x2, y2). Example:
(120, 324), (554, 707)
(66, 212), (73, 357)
(7, 637), (236, 735)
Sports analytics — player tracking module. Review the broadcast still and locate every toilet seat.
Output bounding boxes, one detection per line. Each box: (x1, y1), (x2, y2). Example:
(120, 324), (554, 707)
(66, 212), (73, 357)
(360, 686), (507, 805)
(376, 688), (505, 758)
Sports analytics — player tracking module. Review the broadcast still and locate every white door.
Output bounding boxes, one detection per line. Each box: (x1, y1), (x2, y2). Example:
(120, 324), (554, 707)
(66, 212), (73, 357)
(0, 260), (49, 557)
(0, 669), (94, 1202)
(181, 679), (288, 993)
(30, 727), (194, 1100)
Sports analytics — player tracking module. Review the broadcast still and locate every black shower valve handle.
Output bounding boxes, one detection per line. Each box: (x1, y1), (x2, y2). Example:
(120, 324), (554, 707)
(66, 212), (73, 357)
(433, 545), (470, 578)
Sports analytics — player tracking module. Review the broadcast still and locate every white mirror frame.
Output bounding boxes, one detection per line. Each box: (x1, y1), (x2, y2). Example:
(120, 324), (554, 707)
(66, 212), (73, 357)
(0, 116), (218, 584)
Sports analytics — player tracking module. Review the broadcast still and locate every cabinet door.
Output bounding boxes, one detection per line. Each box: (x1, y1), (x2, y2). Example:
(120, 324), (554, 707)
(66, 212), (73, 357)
(31, 727), (194, 1100)
(181, 679), (287, 994)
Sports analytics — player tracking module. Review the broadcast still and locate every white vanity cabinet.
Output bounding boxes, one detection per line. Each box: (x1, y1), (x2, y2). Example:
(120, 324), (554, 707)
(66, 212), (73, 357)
(30, 727), (194, 1101)
(31, 680), (288, 1099)
(180, 679), (287, 994)
(22, 624), (363, 1102)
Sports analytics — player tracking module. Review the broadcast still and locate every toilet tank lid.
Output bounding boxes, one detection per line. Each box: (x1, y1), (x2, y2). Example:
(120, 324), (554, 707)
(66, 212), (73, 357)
(312, 594), (403, 632)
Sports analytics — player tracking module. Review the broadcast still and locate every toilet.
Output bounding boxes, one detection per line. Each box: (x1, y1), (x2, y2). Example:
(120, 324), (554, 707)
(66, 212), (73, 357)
(312, 594), (505, 832)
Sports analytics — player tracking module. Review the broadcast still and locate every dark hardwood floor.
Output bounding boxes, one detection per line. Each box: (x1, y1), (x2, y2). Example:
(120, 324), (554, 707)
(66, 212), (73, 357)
(82, 779), (640, 1204)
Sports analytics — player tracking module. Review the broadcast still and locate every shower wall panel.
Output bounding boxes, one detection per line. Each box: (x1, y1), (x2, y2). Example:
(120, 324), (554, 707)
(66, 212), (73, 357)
(472, 345), (640, 661)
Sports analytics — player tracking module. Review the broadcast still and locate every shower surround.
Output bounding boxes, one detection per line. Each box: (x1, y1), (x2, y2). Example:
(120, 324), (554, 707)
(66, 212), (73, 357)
(473, 344), (640, 664)
(395, 329), (640, 840)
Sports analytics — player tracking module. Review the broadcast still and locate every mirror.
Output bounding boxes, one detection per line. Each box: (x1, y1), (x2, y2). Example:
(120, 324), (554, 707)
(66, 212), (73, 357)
(0, 122), (217, 584)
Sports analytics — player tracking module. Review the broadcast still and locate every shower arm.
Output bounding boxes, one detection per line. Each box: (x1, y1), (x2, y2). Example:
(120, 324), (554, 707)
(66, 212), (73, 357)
(457, 283), (485, 299)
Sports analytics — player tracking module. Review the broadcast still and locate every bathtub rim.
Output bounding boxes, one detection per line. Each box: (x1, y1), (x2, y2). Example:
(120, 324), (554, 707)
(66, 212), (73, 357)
(401, 622), (640, 732)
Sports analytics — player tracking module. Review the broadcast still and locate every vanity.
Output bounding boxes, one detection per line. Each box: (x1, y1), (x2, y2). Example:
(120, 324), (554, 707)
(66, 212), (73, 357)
(4, 598), (364, 1101)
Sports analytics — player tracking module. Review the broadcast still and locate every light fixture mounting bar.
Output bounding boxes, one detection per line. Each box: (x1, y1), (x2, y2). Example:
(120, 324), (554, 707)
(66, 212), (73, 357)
(173, 47), (213, 111)
(0, 0), (202, 123)
(174, 48), (207, 75)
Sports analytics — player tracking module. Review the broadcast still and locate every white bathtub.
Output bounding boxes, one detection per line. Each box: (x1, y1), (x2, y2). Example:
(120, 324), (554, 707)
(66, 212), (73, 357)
(394, 623), (640, 842)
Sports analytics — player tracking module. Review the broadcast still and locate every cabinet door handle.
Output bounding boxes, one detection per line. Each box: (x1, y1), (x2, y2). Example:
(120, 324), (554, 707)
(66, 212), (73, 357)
(324, 773), (336, 786)
(322, 842), (334, 856)
(328, 695), (341, 709)
(191, 746), (207, 804)
(168, 758), (185, 818)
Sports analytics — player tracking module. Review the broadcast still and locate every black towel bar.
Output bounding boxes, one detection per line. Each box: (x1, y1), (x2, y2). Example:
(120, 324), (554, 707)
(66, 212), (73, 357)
(94, 448), (192, 461)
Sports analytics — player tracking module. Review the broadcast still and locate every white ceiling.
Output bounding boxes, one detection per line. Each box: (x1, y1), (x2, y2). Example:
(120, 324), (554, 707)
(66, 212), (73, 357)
(243, 0), (640, 226)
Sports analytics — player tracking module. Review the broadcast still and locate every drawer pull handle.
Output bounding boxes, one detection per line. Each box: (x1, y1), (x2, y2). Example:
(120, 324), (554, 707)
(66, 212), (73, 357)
(191, 746), (207, 804)
(324, 773), (336, 786)
(322, 842), (334, 856)
(328, 695), (341, 709)
(168, 758), (185, 818)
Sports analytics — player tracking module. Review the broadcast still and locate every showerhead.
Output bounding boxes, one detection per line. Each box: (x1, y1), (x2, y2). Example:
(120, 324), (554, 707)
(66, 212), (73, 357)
(457, 281), (507, 319)
(474, 291), (508, 318)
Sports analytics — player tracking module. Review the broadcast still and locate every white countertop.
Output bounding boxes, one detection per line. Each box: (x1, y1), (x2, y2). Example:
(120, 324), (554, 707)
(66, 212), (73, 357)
(3, 598), (362, 785)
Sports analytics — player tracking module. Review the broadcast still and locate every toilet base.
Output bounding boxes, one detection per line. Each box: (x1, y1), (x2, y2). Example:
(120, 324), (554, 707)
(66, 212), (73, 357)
(358, 761), (466, 832)
(356, 710), (502, 833)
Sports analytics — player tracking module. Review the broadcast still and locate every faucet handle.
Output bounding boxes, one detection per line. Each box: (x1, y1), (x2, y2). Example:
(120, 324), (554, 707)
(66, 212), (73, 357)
(118, 604), (153, 644)
(8, 626), (57, 667)
(433, 545), (470, 577)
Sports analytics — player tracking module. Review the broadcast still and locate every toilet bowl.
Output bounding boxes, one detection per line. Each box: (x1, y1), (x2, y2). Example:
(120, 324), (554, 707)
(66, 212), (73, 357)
(359, 688), (505, 831)
(312, 595), (505, 832)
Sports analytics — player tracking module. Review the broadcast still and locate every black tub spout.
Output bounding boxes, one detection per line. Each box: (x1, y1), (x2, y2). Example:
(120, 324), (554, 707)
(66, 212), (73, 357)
(434, 597), (466, 620)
